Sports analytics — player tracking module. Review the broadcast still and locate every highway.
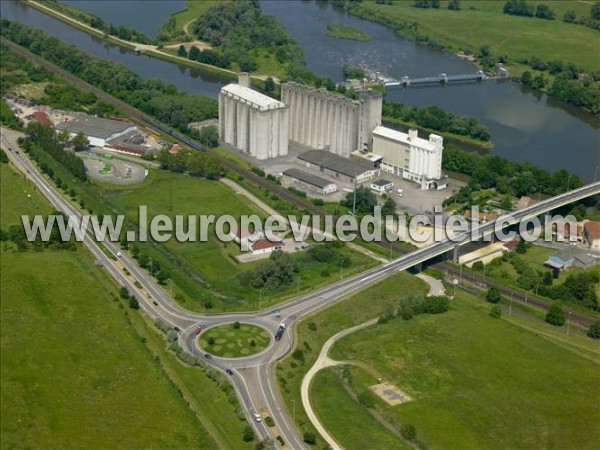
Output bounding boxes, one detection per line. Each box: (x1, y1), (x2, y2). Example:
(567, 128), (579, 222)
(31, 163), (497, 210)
(3, 127), (600, 449)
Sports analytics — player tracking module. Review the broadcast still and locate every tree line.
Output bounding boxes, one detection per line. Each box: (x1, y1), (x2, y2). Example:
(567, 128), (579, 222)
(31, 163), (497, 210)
(0, 19), (218, 135)
(504, 0), (600, 30)
(382, 101), (491, 142)
(443, 146), (582, 199)
(20, 121), (87, 182)
(156, 147), (224, 179)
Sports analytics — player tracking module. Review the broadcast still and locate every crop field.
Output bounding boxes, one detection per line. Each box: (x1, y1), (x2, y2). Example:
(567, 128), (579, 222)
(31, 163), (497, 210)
(327, 291), (600, 449)
(354, 0), (600, 72)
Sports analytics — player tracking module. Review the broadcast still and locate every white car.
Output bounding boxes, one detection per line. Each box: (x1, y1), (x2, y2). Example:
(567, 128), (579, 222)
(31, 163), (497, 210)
(253, 413), (262, 422)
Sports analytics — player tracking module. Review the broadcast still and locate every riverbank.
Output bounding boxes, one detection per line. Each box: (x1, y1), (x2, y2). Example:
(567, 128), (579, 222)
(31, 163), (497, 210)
(340, 0), (600, 114)
(24, 1), (266, 85)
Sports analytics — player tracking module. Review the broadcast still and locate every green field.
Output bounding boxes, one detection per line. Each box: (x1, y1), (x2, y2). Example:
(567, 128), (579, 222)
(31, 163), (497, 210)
(276, 272), (429, 446)
(327, 292), (600, 449)
(0, 249), (220, 449)
(1, 163), (51, 229)
(326, 23), (371, 42)
(84, 169), (376, 311)
(311, 368), (409, 450)
(200, 323), (271, 358)
(353, 0), (600, 73)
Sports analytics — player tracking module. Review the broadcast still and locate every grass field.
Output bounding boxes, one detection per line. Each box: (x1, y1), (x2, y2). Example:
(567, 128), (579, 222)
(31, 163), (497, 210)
(1, 163), (51, 229)
(85, 169), (376, 311)
(353, 0), (600, 73)
(199, 323), (271, 358)
(327, 292), (600, 449)
(311, 368), (409, 450)
(276, 272), (429, 446)
(0, 249), (219, 449)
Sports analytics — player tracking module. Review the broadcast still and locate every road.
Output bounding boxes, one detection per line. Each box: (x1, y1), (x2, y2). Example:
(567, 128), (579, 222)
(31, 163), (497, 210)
(3, 126), (600, 448)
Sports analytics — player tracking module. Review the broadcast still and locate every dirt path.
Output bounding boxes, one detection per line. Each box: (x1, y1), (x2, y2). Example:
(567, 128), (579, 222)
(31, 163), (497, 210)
(299, 273), (442, 448)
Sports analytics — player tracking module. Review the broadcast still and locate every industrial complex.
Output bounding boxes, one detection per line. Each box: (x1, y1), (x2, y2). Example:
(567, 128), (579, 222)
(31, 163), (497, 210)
(218, 73), (446, 193)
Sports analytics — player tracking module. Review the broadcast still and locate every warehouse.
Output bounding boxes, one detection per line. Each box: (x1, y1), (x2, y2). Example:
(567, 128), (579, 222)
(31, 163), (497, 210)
(219, 73), (289, 160)
(371, 126), (444, 190)
(282, 168), (337, 195)
(297, 150), (379, 184)
(54, 115), (137, 147)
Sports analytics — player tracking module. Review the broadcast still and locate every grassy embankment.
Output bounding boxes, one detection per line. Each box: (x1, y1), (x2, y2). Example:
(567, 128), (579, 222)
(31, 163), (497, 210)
(275, 272), (429, 447)
(199, 323), (271, 358)
(0, 160), (253, 449)
(326, 23), (371, 41)
(350, 0), (600, 76)
(325, 290), (600, 449)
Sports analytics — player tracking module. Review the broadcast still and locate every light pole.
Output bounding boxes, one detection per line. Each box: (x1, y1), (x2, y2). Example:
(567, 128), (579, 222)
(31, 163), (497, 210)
(340, 260), (343, 280)
(452, 278), (458, 299)
(297, 277), (301, 296)
(259, 288), (263, 310)
(595, 166), (600, 183)
(566, 311), (572, 335)
(459, 263), (463, 284)
(509, 293), (513, 316)
(291, 398), (296, 422)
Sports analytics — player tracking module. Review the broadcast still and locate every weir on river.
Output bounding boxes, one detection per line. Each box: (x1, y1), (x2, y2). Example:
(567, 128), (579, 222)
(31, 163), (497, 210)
(379, 71), (488, 88)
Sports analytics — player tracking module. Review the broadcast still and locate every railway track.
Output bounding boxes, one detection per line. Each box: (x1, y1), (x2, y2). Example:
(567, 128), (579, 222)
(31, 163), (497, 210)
(4, 38), (597, 329)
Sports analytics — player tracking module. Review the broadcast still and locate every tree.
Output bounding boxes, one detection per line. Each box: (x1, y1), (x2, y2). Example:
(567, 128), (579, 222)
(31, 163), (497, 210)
(177, 44), (188, 57)
(120, 286), (130, 299)
(486, 286), (501, 303)
(503, 0), (534, 17)
(156, 271), (168, 285)
(542, 270), (553, 286)
(516, 239), (527, 254)
(448, 0), (461, 10)
(344, 186), (377, 215)
(198, 125), (219, 147)
(535, 4), (555, 20)
(57, 129), (70, 146)
(264, 76), (275, 92)
(381, 197), (396, 216)
(242, 426), (255, 442)
(401, 424), (417, 441)
(521, 71), (532, 86)
(233, 321), (241, 329)
(587, 321), (600, 339)
(129, 296), (140, 310)
(303, 432), (317, 445)
(591, 2), (600, 20)
(208, 336), (215, 345)
(431, 0), (440, 8)
(562, 9), (576, 23)
(490, 305), (502, 318)
(188, 45), (201, 61)
(71, 131), (89, 152)
(414, 0), (430, 7)
(472, 261), (484, 272)
(545, 304), (565, 326)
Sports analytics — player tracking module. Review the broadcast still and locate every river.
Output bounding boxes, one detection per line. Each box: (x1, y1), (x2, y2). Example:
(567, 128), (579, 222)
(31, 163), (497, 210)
(1, 0), (598, 180)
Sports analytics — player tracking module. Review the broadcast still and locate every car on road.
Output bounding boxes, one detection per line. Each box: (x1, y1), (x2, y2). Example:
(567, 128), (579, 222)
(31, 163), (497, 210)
(226, 369), (233, 375)
(275, 323), (286, 341)
(116, 252), (122, 257)
(204, 353), (212, 359)
(194, 327), (202, 335)
(253, 413), (262, 422)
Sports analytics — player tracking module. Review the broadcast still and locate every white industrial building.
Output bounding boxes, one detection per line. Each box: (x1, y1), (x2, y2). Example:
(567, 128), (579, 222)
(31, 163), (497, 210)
(282, 168), (337, 195)
(281, 83), (382, 157)
(219, 74), (289, 160)
(54, 116), (137, 147)
(297, 150), (379, 184)
(371, 126), (444, 190)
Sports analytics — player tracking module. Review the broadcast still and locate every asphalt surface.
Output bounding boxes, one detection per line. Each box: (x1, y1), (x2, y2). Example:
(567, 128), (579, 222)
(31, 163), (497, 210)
(3, 127), (600, 449)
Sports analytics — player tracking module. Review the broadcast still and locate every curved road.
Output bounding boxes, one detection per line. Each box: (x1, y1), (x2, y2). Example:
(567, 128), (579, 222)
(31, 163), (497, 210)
(3, 128), (600, 448)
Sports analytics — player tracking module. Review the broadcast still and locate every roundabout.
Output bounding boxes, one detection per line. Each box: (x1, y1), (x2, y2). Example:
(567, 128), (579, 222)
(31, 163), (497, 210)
(198, 322), (271, 358)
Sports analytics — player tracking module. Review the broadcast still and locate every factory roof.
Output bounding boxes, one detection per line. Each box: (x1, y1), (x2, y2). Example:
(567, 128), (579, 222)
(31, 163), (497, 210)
(221, 83), (285, 111)
(298, 150), (376, 178)
(55, 116), (135, 139)
(372, 126), (439, 151)
(283, 168), (335, 189)
(371, 179), (393, 187)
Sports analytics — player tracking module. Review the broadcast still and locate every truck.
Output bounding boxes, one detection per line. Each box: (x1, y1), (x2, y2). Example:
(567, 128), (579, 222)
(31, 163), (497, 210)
(274, 323), (286, 341)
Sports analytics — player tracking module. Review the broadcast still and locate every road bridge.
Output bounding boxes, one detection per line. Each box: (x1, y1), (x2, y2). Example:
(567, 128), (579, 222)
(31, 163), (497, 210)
(382, 70), (486, 88)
